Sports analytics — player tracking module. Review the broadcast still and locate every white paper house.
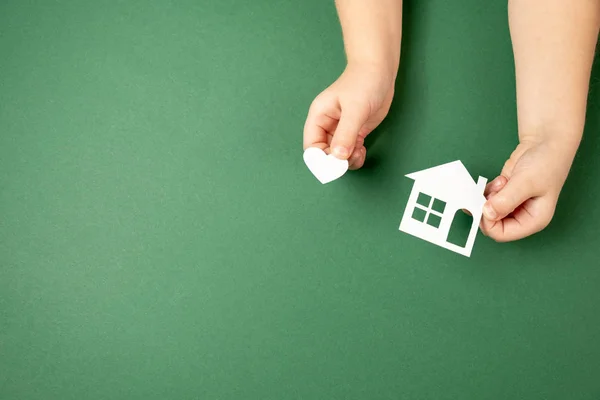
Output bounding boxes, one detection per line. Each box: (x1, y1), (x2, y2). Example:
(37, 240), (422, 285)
(399, 161), (487, 257)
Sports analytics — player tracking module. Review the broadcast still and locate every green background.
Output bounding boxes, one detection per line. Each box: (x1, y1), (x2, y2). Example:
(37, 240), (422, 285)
(1, 0), (600, 399)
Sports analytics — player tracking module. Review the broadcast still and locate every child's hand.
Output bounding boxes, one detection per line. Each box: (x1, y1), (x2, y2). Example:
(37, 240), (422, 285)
(480, 138), (578, 242)
(483, 0), (599, 242)
(303, 62), (395, 170)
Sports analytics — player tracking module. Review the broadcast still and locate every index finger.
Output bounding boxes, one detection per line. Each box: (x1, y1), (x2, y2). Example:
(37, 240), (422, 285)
(480, 198), (549, 242)
(303, 96), (341, 150)
(484, 176), (508, 197)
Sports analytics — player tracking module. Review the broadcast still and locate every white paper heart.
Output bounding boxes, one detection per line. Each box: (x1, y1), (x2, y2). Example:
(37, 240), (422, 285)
(303, 147), (349, 184)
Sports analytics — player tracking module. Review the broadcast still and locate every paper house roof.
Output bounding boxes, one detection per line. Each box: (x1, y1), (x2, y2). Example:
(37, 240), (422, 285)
(405, 160), (486, 209)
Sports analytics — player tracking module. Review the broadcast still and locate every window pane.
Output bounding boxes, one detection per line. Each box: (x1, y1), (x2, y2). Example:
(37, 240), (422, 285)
(416, 193), (431, 207)
(412, 207), (427, 222)
(427, 213), (442, 228)
(432, 198), (446, 213)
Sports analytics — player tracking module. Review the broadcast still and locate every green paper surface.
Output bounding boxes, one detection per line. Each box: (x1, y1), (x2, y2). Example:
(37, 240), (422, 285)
(1, 0), (600, 399)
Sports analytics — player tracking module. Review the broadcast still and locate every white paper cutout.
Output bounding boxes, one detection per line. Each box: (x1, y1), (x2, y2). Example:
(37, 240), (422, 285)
(399, 160), (487, 257)
(303, 147), (349, 184)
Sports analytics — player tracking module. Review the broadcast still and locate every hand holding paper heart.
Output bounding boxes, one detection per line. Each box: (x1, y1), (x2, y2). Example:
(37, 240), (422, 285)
(302, 63), (395, 170)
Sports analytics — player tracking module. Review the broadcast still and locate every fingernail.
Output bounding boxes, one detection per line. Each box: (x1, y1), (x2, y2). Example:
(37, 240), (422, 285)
(491, 177), (502, 188)
(483, 203), (497, 220)
(332, 146), (349, 159)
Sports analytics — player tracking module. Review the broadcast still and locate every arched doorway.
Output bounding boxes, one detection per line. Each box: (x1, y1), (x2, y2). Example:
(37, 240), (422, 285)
(446, 209), (473, 248)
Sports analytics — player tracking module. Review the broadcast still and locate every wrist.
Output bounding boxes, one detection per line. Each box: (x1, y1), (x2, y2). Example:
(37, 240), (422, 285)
(337, 1), (402, 84)
(346, 57), (399, 85)
(519, 126), (582, 154)
(518, 131), (582, 177)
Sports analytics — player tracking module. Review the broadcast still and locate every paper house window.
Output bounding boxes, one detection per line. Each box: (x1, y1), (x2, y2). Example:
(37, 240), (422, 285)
(411, 193), (446, 229)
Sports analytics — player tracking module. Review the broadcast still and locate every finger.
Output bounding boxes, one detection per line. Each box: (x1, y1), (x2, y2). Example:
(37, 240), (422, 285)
(348, 147), (366, 170)
(484, 191), (498, 204)
(481, 197), (554, 242)
(480, 208), (536, 242)
(484, 176), (508, 197)
(303, 114), (339, 150)
(348, 135), (367, 170)
(330, 102), (370, 160)
(480, 215), (524, 242)
(482, 173), (540, 221)
(479, 192), (498, 236)
(347, 147), (362, 170)
(480, 205), (530, 242)
(303, 96), (341, 150)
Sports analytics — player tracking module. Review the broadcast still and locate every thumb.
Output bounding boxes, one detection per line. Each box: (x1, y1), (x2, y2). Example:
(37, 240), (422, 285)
(330, 104), (370, 160)
(483, 174), (538, 221)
